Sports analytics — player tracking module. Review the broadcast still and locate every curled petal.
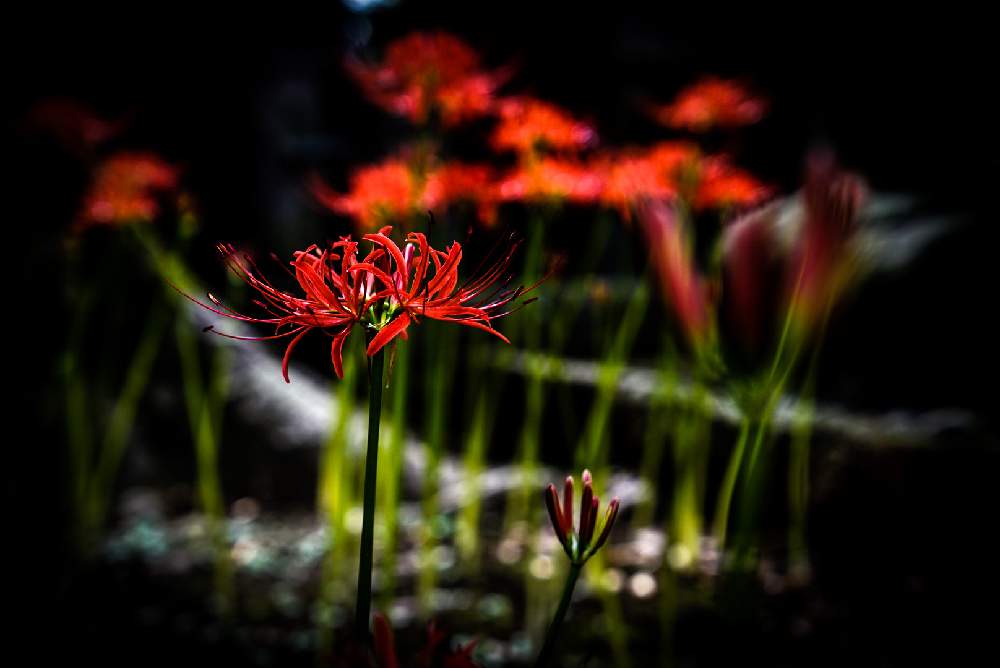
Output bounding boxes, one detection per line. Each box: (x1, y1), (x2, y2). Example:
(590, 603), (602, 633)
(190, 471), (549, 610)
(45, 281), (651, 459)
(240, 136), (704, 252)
(330, 328), (352, 379)
(281, 327), (311, 383)
(366, 312), (412, 357)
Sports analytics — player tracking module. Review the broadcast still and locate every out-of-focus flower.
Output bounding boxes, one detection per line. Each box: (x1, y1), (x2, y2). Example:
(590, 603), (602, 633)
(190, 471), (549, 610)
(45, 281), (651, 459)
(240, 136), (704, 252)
(312, 160), (420, 231)
(638, 199), (713, 347)
(365, 613), (480, 668)
(787, 151), (867, 330)
(491, 97), (596, 155)
(77, 152), (179, 229)
(346, 31), (507, 127)
(422, 162), (498, 226)
(190, 226), (533, 382)
(312, 158), (497, 230)
(650, 77), (767, 131)
(545, 469), (620, 565)
(26, 99), (121, 154)
(692, 157), (772, 212)
(721, 203), (783, 352)
(596, 142), (700, 219)
(497, 157), (604, 204)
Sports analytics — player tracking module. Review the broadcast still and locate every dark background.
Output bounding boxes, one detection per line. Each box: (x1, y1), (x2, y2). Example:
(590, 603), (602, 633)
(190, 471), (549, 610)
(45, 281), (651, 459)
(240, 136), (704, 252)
(10, 6), (999, 666)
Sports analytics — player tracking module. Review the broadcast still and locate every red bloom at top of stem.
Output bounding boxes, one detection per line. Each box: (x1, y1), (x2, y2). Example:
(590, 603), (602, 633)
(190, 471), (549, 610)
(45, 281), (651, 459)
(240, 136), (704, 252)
(188, 226), (534, 383)
(545, 469), (620, 565)
(692, 157), (772, 212)
(496, 157), (604, 205)
(312, 157), (497, 231)
(77, 152), (179, 229)
(346, 31), (507, 127)
(650, 77), (767, 131)
(491, 97), (597, 156)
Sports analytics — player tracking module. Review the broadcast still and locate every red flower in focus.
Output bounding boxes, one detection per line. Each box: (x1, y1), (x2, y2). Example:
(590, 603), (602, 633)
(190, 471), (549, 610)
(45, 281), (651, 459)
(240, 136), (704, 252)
(544, 469), (620, 565)
(497, 158), (604, 204)
(190, 227), (532, 382)
(77, 152), (179, 229)
(693, 157), (772, 212)
(637, 199), (713, 347)
(347, 31), (507, 127)
(491, 97), (596, 155)
(788, 151), (867, 329)
(312, 158), (497, 231)
(651, 77), (767, 131)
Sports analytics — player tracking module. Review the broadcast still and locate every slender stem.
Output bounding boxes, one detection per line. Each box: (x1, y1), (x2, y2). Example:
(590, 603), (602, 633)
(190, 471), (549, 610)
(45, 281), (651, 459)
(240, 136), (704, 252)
(356, 342), (385, 639)
(712, 417), (751, 547)
(534, 562), (582, 668)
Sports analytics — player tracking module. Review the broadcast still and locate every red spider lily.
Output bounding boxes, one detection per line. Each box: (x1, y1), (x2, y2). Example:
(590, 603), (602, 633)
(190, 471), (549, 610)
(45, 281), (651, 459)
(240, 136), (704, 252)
(491, 97), (596, 155)
(27, 98), (120, 155)
(595, 142), (700, 219)
(422, 162), (498, 227)
(545, 469), (620, 565)
(190, 226), (532, 382)
(77, 152), (179, 228)
(693, 157), (772, 211)
(637, 199), (713, 347)
(311, 160), (419, 232)
(496, 157), (604, 204)
(359, 229), (531, 356)
(787, 151), (867, 330)
(346, 31), (507, 127)
(312, 158), (498, 231)
(650, 77), (767, 131)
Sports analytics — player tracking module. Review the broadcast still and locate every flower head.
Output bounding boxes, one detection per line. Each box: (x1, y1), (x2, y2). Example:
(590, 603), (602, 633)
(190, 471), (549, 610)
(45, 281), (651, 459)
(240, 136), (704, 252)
(312, 158), (497, 231)
(496, 157), (604, 205)
(491, 97), (596, 156)
(347, 31), (507, 127)
(189, 226), (533, 382)
(595, 142), (700, 219)
(545, 469), (620, 565)
(77, 152), (179, 229)
(692, 157), (772, 212)
(651, 77), (767, 132)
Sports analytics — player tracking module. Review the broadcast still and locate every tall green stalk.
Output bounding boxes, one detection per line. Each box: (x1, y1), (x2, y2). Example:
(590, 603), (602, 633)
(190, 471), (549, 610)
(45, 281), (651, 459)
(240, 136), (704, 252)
(356, 338), (386, 638)
(379, 338), (409, 599)
(533, 563), (581, 668)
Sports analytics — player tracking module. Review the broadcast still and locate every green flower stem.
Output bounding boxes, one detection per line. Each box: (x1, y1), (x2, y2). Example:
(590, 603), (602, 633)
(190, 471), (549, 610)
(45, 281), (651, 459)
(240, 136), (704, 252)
(711, 416), (751, 548)
(356, 339), (386, 638)
(534, 562), (582, 668)
(379, 338), (409, 599)
(87, 301), (168, 536)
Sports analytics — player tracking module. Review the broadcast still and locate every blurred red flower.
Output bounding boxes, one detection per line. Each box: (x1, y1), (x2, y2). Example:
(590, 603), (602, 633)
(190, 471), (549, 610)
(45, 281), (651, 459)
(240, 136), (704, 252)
(497, 157), (604, 204)
(77, 152), (179, 229)
(596, 142), (700, 218)
(491, 97), (596, 155)
(651, 77), (767, 131)
(693, 157), (772, 211)
(311, 160), (419, 231)
(787, 151), (867, 330)
(312, 158), (497, 230)
(346, 31), (507, 127)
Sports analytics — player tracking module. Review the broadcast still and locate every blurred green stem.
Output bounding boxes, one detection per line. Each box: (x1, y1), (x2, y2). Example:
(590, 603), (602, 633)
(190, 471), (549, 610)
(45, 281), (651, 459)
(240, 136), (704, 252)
(712, 417), (751, 548)
(533, 562), (582, 668)
(356, 340), (385, 639)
